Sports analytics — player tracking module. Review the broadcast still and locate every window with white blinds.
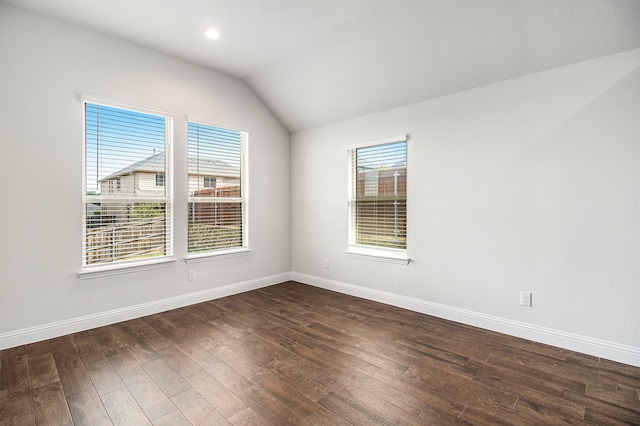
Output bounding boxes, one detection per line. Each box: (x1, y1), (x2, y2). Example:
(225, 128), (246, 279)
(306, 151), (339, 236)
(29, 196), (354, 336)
(187, 121), (247, 253)
(348, 137), (407, 253)
(83, 101), (173, 267)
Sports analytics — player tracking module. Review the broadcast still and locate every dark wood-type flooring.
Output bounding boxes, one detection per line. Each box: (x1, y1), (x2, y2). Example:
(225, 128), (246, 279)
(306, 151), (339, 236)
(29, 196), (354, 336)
(1, 281), (639, 425)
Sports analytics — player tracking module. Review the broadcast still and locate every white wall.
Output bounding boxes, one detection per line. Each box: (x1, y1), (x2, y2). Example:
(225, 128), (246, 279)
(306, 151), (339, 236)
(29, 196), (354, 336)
(0, 5), (290, 343)
(291, 49), (640, 365)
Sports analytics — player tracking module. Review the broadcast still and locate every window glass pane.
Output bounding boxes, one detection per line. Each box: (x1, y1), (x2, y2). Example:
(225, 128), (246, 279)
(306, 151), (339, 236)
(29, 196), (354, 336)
(85, 104), (166, 197)
(352, 141), (407, 250)
(83, 102), (172, 267)
(188, 123), (242, 198)
(188, 202), (243, 252)
(187, 121), (247, 253)
(85, 202), (168, 265)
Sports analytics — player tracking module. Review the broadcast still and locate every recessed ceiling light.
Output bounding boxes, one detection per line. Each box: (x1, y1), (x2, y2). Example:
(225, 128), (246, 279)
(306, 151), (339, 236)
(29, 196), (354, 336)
(204, 28), (220, 40)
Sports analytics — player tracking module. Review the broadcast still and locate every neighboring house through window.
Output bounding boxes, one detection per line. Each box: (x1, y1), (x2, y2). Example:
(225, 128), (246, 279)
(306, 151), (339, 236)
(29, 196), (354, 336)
(347, 135), (408, 263)
(82, 100), (173, 267)
(187, 120), (248, 253)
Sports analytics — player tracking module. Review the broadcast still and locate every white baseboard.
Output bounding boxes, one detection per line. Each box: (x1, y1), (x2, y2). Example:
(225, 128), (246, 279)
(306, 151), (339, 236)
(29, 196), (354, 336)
(291, 272), (640, 368)
(3, 271), (638, 368)
(0, 272), (291, 351)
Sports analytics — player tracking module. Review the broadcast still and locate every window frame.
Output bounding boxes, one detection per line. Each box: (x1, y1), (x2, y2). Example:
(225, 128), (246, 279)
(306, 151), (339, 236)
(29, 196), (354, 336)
(79, 96), (175, 278)
(346, 135), (409, 265)
(185, 117), (250, 262)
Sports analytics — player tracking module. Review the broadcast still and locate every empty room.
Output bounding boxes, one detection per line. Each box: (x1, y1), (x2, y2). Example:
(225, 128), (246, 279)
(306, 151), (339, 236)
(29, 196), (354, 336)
(1, 0), (639, 424)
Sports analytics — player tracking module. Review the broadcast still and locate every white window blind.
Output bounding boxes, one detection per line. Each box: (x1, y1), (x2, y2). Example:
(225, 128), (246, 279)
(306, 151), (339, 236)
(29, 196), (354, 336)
(348, 138), (407, 251)
(187, 121), (247, 253)
(83, 102), (173, 267)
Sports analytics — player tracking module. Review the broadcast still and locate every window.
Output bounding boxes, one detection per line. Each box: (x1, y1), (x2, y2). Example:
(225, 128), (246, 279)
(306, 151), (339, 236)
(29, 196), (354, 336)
(203, 176), (216, 188)
(187, 120), (247, 253)
(82, 101), (173, 268)
(347, 135), (407, 262)
(155, 173), (165, 187)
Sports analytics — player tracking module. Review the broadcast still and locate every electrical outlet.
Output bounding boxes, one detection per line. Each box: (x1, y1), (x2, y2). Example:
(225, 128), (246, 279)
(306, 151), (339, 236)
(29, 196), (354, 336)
(520, 291), (532, 307)
(188, 269), (196, 281)
(322, 259), (329, 269)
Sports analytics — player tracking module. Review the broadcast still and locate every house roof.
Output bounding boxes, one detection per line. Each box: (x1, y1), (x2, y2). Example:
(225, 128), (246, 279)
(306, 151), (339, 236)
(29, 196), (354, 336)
(100, 152), (239, 181)
(5, 0), (639, 133)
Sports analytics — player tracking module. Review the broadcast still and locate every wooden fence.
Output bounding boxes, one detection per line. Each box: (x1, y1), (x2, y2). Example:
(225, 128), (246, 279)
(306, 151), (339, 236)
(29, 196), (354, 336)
(85, 217), (166, 264)
(191, 185), (242, 227)
(356, 169), (406, 196)
(355, 169), (407, 249)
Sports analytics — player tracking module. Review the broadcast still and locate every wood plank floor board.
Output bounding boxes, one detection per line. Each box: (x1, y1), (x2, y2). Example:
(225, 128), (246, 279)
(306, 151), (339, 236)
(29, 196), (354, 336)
(26, 352), (59, 389)
(457, 404), (517, 425)
(486, 354), (588, 395)
(170, 387), (229, 426)
(337, 382), (430, 425)
(227, 407), (270, 426)
(107, 323), (161, 365)
(235, 384), (306, 426)
(472, 370), (587, 420)
(154, 345), (203, 379)
(172, 339), (213, 364)
(100, 344), (146, 381)
(0, 385), (35, 426)
(197, 353), (253, 393)
(209, 343), (264, 380)
(304, 406), (353, 426)
(402, 366), (514, 417)
(31, 381), (73, 425)
(349, 372), (428, 416)
(263, 358), (332, 402)
(151, 409), (192, 426)
(248, 368), (320, 418)
(49, 336), (96, 399)
(183, 369), (247, 419)
(372, 368), (467, 418)
(564, 388), (640, 424)
(0, 281), (638, 425)
(65, 386), (113, 426)
(0, 347), (28, 393)
(100, 387), (151, 426)
(141, 358), (191, 398)
(317, 391), (392, 425)
(122, 372), (176, 421)
(494, 397), (589, 425)
(586, 381), (640, 412)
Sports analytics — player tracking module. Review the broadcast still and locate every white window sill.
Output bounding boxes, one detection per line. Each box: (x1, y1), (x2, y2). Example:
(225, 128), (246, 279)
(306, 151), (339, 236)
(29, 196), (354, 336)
(345, 246), (410, 265)
(78, 257), (177, 280)
(185, 247), (252, 264)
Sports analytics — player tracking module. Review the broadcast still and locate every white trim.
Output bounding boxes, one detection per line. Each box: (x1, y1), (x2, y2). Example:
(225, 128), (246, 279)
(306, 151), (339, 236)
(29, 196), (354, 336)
(78, 257), (177, 280)
(80, 93), (175, 117)
(290, 272), (640, 368)
(186, 115), (252, 135)
(0, 272), (291, 350)
(185, 248), (252, 263)
(345, 246), (409, 265)
(345, 134), (407, 150)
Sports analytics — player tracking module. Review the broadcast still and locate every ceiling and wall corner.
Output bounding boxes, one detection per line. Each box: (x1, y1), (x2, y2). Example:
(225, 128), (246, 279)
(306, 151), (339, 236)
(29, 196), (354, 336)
(1, 0), (639, 133)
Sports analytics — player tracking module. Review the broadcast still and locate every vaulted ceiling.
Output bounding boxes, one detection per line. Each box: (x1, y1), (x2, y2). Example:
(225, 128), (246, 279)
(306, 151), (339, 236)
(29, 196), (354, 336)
(3, 0), (640, 132)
